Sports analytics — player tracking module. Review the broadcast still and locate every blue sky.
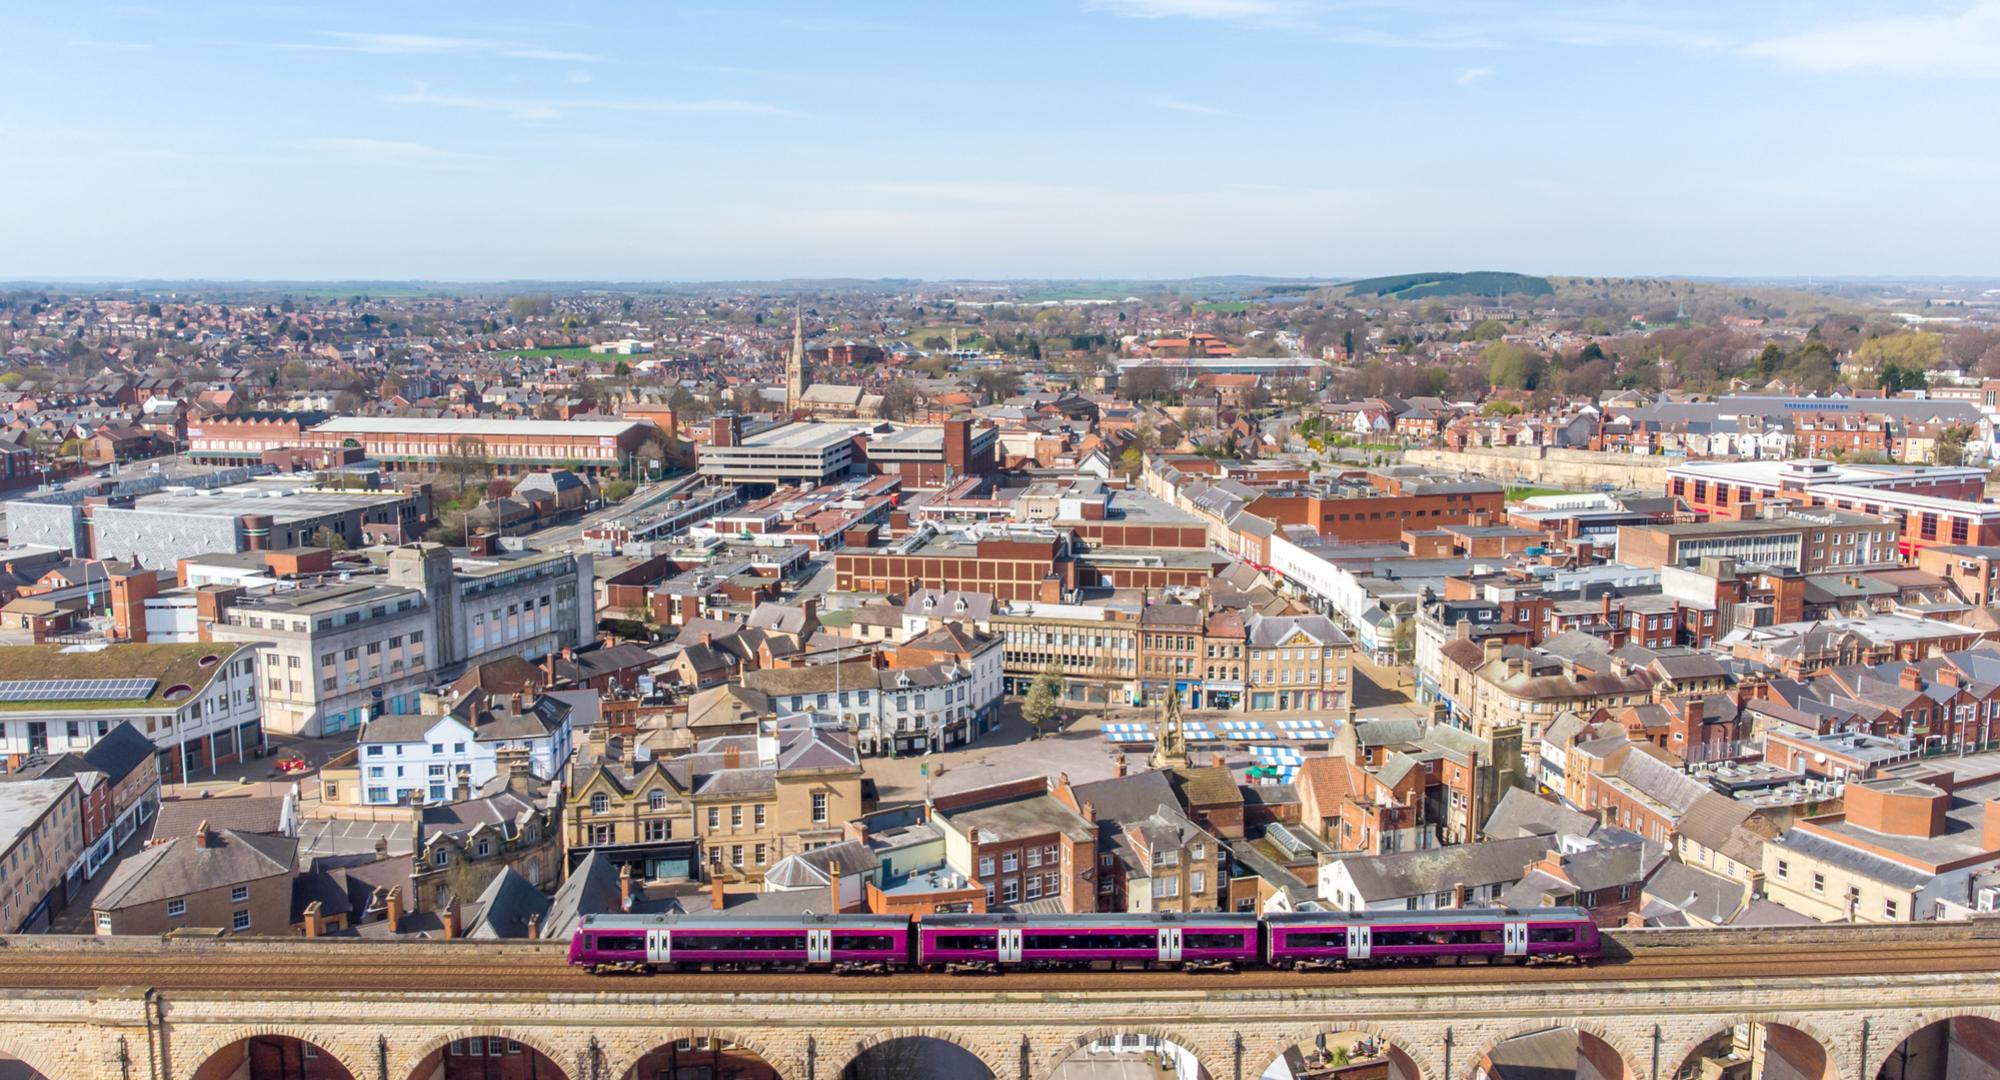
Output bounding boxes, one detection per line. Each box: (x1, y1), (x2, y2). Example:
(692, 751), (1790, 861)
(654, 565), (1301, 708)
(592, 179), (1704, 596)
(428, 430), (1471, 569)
(4, 1), (1998, 281)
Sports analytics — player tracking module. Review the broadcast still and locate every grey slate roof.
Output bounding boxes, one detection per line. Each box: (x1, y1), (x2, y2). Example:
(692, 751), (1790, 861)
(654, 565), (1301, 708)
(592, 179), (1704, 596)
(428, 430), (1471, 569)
(465, 866), (553, 939)
(1325, 835), (1550, 903)
(94, 829), (296, 911)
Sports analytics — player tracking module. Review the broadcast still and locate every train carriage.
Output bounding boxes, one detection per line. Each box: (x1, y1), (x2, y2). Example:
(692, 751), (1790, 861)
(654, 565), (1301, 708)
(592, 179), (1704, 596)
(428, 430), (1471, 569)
(570, 913), (913, 973)
(567, 907), (1601, 976)
(917, 912), (1261, 972)
(1264, 907), (1599, 968)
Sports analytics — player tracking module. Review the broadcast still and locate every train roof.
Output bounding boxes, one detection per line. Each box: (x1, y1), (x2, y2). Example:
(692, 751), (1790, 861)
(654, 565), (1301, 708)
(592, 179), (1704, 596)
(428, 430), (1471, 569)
(1263, 907), (1594, 924)
(576, 913), (913, 930)
(918, 912), (1259, 927)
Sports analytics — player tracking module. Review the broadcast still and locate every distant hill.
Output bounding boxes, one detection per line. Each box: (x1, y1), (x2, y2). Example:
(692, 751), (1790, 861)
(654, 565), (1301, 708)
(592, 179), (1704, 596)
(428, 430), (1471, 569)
(1338, 271), (1554, 300)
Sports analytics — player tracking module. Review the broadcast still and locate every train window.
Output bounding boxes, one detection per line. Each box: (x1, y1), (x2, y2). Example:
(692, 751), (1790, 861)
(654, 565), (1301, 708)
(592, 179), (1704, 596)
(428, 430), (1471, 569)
(1284, 930), (1345, 949)
(1372, 930), (1428, 948)
(834, 934), (896, 951)
(673, 934), (810, 951)
(1529, 927), (1578, 944)
(1184, 932), (1245, 950)
(1023, 932), (1155, 951)
(936, 933), (997, 950)
(593, 934), (645, 953)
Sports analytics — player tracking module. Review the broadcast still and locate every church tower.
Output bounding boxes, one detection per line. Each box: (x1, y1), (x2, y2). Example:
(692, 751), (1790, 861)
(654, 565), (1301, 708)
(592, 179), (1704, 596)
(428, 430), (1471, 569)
(785, 301), (808, 413)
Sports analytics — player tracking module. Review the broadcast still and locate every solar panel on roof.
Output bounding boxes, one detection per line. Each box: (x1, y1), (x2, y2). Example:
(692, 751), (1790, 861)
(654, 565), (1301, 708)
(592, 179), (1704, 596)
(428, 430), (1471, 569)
(0, 677), (157, 703)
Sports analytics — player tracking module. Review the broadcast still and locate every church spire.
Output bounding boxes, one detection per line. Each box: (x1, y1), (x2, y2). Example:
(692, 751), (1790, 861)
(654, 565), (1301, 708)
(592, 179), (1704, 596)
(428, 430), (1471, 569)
(786, 300), (808, 413)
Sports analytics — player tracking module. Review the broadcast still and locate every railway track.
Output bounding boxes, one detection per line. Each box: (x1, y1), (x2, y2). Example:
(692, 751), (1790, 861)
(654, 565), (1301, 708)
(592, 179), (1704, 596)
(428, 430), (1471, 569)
(0, 938), (1991, 993)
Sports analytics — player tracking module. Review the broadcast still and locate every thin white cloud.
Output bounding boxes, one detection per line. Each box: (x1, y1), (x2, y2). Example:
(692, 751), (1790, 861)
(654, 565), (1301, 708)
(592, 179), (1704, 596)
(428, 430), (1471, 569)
(1455, 66), (1492, 87)
(389, 90), (797, 120)
(502, 48), (602, 63)
(297, 31), (494, 54)
(842, 180), (1095, 206)
(303, 137), (480, 166)
(1087, 0), (1296, 21)
(1151, 95), (1229, 115)
(281, 30), (601, 63)
(1746, 1), (2000, 78)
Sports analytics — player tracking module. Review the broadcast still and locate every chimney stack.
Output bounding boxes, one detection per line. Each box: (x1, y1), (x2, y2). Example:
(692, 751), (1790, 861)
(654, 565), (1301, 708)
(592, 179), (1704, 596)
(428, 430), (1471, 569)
(374, 835), (389, 858)
(442, 897), (462, 939)
(384, 887), (404, 933)
(829, 861), (843, 915)
(620, 863), (636, 912)
(1082, 800), (1096, 824)
(511, 691), (525, 715)
(1115, 755), (1128, 778)
(723, 744), (742, 770)
(525, 912), (541, 940)
(192, 820), (212, 848)
(302, 901), (326, 938)
(1450, 883), (1467, 909)
(710, 874), (726, 910)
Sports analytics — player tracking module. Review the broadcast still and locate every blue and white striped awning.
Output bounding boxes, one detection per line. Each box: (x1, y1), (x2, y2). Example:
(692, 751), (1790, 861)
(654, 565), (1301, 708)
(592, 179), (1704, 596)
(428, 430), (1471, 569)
(1105, 731), (1154, 743)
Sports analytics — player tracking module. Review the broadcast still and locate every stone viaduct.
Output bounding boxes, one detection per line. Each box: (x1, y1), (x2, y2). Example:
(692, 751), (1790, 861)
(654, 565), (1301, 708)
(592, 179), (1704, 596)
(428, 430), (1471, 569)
(0, 925), (1994, 1080)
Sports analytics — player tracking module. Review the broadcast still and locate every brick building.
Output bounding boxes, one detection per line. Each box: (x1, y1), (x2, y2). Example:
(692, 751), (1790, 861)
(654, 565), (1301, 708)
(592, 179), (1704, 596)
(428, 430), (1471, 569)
(931, 777), (1098, 912)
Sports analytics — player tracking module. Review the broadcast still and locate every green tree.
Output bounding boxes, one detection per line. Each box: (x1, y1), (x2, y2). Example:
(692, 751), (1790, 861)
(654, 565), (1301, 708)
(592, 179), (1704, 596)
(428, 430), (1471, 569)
(1936, 424), (1975, 467)
(1118, 446), (1144, 478)
(1480, 400), (1522, 417)
(972, 368), (1021, 401)
(438, 436), (491, 491)
(308, 525), (349, 551)
(1470, 319), (1507, 342)
(1857, 332), (1943, 372)
(1021, 659), (1064, 740)
(1483, 342), (1543, 390)
(879, 380), (924, 421)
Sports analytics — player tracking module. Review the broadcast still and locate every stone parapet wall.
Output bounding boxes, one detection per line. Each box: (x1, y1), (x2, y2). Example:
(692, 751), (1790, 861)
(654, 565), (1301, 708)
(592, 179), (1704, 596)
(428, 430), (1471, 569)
(2, 962), (1998, 1080)
(1405, 447), (1673, 493)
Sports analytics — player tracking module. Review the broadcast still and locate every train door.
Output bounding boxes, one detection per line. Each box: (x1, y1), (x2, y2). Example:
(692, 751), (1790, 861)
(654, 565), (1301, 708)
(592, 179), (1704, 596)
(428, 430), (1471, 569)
(1503, 922), (1528, 957)
(807, 928), (833, 964)
(1347, 924), (1371, 961)
(646, 929), (671, 966)
(1157, 926), (1182, 962)
(998, 927), (1023, 963)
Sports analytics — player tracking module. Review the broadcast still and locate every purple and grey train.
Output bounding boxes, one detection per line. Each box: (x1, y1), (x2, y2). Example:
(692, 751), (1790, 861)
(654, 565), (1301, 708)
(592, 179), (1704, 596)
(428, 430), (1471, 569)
(566, 907), (1600, 974)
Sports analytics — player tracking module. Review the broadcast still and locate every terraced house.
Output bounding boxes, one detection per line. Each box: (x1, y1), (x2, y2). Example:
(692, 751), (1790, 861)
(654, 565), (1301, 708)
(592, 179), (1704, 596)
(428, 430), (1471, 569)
(564, 716), (862, 884)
